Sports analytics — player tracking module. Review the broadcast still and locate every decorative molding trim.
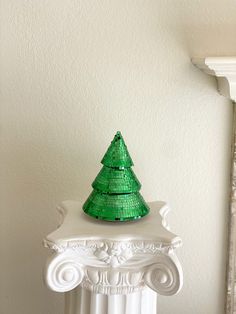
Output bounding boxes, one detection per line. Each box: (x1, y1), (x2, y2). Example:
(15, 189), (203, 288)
(192, 57), (236, 101)
(192, 56), (236, 314)
(44, 238), (181, 255)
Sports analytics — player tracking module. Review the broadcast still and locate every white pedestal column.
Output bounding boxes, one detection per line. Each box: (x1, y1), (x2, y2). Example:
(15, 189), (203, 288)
(44, 201), (183, 314)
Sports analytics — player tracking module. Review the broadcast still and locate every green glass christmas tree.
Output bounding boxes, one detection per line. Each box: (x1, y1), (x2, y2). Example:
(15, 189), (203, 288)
(83, 131), (150, 221)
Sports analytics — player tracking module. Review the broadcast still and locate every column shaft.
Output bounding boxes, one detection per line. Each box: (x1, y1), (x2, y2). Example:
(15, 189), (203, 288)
(65, 287), (157, 314)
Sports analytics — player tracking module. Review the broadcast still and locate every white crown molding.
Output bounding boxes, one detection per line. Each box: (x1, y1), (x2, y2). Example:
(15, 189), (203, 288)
(192, 57), (236, 101)
(192, 56), (236, 314)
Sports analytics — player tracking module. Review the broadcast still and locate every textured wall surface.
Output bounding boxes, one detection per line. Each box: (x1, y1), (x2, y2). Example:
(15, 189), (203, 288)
(1, 1), (235, 313)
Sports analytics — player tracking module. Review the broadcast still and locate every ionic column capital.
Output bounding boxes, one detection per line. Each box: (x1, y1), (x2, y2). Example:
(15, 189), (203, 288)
(44, 201), (183, 296)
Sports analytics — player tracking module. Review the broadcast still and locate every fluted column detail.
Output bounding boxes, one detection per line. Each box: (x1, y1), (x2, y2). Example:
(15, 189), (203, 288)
(65, 287), (157, 314)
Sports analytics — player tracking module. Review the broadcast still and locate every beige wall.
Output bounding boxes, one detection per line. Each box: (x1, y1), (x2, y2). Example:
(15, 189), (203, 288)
(1, 1), (235, 313)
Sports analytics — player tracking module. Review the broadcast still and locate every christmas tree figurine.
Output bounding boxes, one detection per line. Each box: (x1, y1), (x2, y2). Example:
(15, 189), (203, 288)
(83, 131), (150, 221)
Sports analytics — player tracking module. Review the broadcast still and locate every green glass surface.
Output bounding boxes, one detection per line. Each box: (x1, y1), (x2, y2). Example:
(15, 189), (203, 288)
(101, 131), (133, 168)
(83, 190), (149, 221)
(82, 131), (150, 222)
(92, 166), (141, 194)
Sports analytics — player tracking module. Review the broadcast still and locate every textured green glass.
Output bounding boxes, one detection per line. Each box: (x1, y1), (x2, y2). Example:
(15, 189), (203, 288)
(92, 166), (141, 194)
(83, 131), (150, 222)
(83, 190), (149, 221)
(101, 131), (133, 168)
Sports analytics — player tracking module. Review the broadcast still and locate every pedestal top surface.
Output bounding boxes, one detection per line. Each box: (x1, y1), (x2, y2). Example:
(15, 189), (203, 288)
(44, 201), (181, 250)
